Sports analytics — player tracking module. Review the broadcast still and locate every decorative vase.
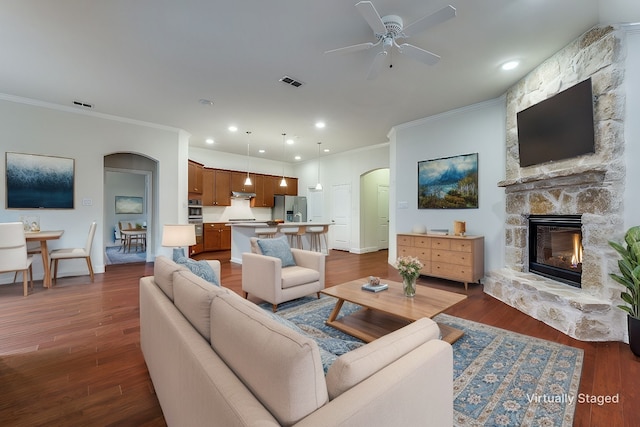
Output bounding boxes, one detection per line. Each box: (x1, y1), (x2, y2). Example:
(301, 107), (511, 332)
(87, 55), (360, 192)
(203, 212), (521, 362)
(402, 276), (417, 298)
(628, 315), (640, 357)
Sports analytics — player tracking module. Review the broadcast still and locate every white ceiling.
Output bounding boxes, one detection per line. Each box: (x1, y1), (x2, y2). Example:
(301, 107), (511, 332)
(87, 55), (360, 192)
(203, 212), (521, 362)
(1, 1), (636, 163)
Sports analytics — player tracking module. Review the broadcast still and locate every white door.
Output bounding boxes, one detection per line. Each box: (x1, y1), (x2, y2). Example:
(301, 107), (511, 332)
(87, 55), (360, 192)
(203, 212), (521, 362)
(377, 184), (389, 249)
(331, 184), (351, 251)
(306, 187), (324, 222)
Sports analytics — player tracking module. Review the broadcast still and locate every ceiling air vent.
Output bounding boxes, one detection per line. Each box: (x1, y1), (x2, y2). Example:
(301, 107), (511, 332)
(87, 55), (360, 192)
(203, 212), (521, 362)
(73, 100), (93, 108)
(279, 75), (304, 88)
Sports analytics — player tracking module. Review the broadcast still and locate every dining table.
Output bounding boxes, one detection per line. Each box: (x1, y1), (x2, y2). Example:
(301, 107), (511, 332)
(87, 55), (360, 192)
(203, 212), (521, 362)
(25, 230), (64, 288)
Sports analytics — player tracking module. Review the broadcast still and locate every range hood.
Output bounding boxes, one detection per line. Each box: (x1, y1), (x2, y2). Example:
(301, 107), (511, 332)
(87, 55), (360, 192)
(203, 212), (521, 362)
(231, 191), (256, 199)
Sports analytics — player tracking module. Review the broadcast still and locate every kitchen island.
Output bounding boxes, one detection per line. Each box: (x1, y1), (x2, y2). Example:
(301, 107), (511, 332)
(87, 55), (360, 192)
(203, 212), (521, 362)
(228, 222), (332, 264)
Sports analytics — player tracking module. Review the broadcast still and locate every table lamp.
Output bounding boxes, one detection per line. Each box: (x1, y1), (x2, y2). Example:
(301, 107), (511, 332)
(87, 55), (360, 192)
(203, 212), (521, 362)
(162, 224), (196, 260)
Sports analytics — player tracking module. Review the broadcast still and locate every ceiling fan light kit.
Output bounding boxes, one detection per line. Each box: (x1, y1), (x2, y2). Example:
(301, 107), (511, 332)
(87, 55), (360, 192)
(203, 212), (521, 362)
(326, 1), (456, 79)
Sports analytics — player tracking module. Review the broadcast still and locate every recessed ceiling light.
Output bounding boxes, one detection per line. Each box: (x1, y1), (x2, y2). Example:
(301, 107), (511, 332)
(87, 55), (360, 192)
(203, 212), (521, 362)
(323, 148), (330, 153)
(228, 125), (238, 132)
(315, 121), (326, 129)
(205, 138), (214, 144)
(294, 155), (301, 160)
(258, 149), (265, 153)
(501, 61), (519, 71)
(286, 138), (295, 145)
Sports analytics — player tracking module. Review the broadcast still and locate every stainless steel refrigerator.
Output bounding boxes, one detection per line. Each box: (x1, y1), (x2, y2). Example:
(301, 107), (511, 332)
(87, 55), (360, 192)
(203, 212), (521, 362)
(273, 195), (307, 222)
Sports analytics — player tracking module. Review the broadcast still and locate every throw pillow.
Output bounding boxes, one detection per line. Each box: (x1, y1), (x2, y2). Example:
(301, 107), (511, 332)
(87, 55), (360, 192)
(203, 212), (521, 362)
(257, 235), (296, 267)
(172, 247), (186, 262)
(175, 257), (220, 286)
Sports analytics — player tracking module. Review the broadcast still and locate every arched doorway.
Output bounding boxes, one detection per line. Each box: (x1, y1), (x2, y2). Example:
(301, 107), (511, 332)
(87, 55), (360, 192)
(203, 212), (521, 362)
(103, 153), (158, 264)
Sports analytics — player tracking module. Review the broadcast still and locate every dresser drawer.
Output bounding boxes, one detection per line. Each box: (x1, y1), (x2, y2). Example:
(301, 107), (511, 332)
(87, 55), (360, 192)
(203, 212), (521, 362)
(397, 235), (414, 246)
(397, 245), (415, 258)
(432, 249), (472, 266)
(430, 238), (451, 250)
(450, 239), (473, 252)
(431, 262), (474, 282)
(414, 236), (431, 248)
(414, 246), (431, 262)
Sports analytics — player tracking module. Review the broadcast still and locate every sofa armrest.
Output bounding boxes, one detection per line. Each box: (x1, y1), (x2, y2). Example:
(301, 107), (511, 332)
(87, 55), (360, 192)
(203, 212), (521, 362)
(295, 339), (453, 427)
(204, 260), (221, 283)
(242, 252), (283, 302)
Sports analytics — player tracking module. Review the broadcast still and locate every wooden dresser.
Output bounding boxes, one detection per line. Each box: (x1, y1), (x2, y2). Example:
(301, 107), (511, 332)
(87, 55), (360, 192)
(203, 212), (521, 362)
(397, 233), (484, 291)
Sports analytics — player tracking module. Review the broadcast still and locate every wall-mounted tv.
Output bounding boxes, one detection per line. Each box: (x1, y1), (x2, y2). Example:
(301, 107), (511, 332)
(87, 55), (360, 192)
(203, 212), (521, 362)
(517, 78), (595, 167)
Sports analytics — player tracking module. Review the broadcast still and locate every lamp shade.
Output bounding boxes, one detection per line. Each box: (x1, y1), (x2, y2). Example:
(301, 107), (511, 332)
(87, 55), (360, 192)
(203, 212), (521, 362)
(162, 224), (196, 247)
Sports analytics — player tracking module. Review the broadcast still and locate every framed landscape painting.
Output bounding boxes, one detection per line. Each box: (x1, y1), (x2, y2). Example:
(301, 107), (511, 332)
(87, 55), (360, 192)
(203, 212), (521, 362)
(115, 196), (143, 214)
(6, 152), (75, 209)
(418, 153), (478, 209)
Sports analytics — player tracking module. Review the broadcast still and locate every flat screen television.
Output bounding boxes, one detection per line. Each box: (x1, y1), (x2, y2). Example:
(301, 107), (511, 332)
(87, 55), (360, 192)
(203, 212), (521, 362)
(517, 78), (595, 167)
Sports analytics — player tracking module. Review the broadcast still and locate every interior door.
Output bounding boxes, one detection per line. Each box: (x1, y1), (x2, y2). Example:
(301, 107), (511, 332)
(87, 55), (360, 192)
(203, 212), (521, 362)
(377, 184), (389, 249)
(331, 184), (351, 251)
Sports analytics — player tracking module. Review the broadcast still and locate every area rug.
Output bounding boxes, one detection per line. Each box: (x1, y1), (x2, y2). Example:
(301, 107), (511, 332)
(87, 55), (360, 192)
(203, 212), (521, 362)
(266, 296), (584, 427)
(104, 246), (147, 265)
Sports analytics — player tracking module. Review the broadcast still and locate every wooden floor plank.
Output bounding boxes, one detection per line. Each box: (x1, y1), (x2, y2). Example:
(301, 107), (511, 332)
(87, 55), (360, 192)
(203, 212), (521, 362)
(0, 250), (637, 426)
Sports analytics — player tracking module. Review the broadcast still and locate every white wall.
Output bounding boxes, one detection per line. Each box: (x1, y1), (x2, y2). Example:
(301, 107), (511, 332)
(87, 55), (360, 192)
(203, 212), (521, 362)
(0, 95), (186, 283)
(390, 97), (507, 273)
(624, 25), (640, 229)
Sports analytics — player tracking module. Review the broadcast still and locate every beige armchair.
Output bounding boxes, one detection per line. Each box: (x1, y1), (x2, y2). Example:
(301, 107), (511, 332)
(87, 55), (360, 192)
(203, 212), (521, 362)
(242, 237), (325, 312)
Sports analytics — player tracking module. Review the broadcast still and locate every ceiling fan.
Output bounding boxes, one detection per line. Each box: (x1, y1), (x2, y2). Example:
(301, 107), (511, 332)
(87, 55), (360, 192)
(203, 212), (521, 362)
(325, 1), (456, 80)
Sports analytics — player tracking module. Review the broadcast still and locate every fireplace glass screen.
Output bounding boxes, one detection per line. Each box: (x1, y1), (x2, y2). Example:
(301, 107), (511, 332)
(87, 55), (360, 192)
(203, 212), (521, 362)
(529, 215), (582, 287)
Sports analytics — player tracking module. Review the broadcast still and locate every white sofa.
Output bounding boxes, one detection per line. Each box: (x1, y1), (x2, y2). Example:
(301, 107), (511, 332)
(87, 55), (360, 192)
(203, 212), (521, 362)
(140, 256), (454, 426)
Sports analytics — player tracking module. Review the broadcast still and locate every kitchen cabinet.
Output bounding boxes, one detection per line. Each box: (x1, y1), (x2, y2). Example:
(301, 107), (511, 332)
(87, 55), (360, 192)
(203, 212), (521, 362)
(397, 233), (484, 291)
(202, 168), (231, 206)
(231, 171), (255, 193)
(204, 223), (231, 251)
(252, 174), (277, 207)
(275, 177), (298, 196)
(188, 160), (204, 194)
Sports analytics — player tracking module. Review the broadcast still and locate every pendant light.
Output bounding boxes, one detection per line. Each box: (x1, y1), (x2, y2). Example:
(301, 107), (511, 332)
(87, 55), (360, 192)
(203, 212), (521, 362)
(315, 142), (323, 190)
(280, 133), (287, 187)
(244, 131), (252, 186)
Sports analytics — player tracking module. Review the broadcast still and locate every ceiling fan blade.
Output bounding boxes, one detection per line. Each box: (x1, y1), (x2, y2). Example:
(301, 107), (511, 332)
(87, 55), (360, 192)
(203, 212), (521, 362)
(355, 1), (387, 35)
(403, 5), (456, 38)
(366, 51), (388, 80)
(325, 42), (376, 55)
(398, 43), (440, 65)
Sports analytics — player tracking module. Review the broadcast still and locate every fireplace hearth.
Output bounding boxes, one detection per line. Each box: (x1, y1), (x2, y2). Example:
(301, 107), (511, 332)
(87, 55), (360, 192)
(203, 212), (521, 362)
(529, 215), (583, 288)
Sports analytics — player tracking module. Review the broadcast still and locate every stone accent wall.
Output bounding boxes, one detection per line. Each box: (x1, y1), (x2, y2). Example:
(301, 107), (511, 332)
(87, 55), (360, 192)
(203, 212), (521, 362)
(484, 25), (628, 342)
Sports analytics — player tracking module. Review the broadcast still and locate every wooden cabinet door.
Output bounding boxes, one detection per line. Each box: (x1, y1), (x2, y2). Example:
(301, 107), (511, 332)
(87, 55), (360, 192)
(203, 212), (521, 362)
(214, 170), (231, 206)
(188, 160), (203, 194)
(202, 168), (215, 205)
(220, 225), (231, 250)
(285, 178), (298, 196)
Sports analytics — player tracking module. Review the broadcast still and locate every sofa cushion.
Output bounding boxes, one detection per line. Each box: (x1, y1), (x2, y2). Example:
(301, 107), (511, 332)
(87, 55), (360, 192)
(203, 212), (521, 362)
(257, 236), (296, 267)
(153, 255), (188, 301)
(173, 269), (228, 341)
(325, 317), (440, 400)
(280, 266), (320, 289)
(210, 292), (328, 425)
(175, 256), (220, 286)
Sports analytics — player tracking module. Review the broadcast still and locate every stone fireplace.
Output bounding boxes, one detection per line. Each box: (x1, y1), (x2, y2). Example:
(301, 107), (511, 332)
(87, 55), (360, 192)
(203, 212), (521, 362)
(483, 25), (628, 342)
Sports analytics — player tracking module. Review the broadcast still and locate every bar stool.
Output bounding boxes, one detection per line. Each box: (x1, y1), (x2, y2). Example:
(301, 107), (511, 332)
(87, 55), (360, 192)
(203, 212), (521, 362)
(306, 225), (329, 254)
(283, 226), (305, 249)
(255, 227), (278, 239)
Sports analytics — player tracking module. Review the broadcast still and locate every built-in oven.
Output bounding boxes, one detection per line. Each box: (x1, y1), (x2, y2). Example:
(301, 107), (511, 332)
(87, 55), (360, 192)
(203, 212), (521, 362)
(188, 199), (203, 246)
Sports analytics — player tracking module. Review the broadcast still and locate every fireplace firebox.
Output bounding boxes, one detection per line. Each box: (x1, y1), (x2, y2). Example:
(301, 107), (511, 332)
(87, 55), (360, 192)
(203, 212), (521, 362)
(528, 215), (583, 288)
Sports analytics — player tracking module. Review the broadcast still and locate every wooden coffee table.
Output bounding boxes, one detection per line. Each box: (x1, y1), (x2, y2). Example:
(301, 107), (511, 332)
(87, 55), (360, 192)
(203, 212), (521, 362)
(320, 278), (467, 344)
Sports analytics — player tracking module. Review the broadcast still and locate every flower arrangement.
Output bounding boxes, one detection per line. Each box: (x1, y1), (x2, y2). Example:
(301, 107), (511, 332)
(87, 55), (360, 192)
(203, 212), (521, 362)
(395, 256), (423, 282)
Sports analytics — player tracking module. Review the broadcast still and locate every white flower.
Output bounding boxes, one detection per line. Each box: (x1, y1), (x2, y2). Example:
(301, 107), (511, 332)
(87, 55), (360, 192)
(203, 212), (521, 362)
(395, 256), (423, 281)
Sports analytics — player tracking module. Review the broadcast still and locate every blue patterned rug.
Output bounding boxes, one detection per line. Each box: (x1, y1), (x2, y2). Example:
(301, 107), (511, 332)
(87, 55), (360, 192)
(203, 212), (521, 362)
(104, 246), (147, 265)
(265, 296), (583, 427)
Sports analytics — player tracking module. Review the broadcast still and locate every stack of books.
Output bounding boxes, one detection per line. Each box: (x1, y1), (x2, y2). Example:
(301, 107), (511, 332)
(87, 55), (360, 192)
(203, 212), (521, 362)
(361, 282), (389, 293)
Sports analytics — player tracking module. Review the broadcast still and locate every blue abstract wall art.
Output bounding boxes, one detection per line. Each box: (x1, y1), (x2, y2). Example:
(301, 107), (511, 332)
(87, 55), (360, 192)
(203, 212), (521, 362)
(6, 152), (75, 209)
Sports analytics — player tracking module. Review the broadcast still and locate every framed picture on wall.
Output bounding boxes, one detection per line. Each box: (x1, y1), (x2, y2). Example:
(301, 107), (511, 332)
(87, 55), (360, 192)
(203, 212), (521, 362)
(6, 152), (75, 209)
(115, 196), (143, 214)
(418, 153), (478, 209)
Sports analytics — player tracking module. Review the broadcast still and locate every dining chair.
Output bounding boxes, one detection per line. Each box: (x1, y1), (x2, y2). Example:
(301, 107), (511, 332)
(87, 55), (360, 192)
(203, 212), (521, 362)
(0, 222), (34, 296)
(50, 221), (97, 283)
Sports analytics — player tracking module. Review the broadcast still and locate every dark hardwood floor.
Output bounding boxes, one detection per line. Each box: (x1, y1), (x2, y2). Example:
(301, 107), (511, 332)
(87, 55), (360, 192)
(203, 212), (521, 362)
(0, 250), (638, 426)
